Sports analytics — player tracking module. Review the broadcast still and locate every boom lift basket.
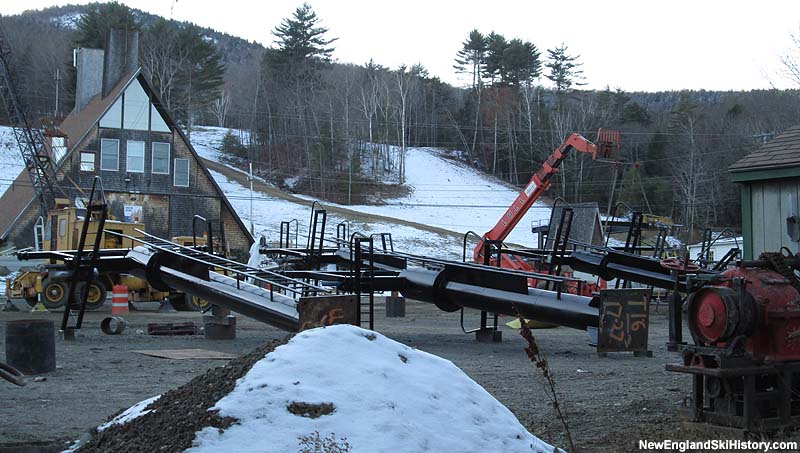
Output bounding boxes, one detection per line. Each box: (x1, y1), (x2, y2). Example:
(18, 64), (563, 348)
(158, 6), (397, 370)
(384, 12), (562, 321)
(595, 128), (621, 160)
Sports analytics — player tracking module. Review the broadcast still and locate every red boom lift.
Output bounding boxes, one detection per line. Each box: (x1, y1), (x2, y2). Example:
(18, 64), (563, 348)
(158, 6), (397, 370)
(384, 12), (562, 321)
(473, 129), (621, 294)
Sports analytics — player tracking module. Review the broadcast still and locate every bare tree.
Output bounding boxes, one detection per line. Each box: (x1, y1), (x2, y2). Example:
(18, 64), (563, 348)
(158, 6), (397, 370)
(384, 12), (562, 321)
(359, 61), (380, 178)
(780, 27), (800, 86)
(210, 90), (230, 127)
(395, 65), (413, 184)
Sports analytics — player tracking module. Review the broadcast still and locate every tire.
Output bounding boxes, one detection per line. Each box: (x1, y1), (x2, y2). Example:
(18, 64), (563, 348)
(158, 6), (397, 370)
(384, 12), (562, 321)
(186, 294), (210, 311)
(75, 281), (107, 310)
(171, 293), (210, 311)
(41, 279), (68, 309)
(24, 295), (38, 307)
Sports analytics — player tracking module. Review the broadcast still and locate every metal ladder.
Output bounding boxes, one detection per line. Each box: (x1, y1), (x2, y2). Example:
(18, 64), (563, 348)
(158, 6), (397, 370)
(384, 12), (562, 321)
(352, 236), (375, 330)
(60, 177), (108, 338)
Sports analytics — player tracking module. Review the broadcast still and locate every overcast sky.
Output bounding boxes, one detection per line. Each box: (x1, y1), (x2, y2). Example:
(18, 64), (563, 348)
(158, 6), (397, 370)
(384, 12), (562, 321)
(5, 0), (800, 92)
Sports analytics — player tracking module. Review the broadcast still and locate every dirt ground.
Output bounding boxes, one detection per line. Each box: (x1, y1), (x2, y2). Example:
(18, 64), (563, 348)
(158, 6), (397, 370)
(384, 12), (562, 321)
(0, 297), (796, 453)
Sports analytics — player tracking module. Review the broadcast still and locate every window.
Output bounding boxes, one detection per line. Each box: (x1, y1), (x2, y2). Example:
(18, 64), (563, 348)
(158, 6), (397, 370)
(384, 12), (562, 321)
(151, 104), (170, 132)
(123, 81), (150, 131)
(80, 153), (95, 171)
(100, 97), (122, 128)
(126, 141), (145, 173)
(152, 142), (170, 174)
(51, 137), (67, 163)
(100, 139), (119, 171)
(174, 158), (189, 187)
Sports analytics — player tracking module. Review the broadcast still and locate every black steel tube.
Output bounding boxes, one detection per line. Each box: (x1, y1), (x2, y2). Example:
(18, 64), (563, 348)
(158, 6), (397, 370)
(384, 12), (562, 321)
(127, 248), (299, 332)
(568, 250), (692, 291)
(399, 268), (598, 331)
(158, 267), (299, 332)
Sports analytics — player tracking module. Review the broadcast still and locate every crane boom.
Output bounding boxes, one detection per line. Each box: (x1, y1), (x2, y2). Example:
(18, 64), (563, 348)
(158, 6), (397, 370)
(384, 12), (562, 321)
(475, 129), (620, 264)
(0, 25), (61, 219)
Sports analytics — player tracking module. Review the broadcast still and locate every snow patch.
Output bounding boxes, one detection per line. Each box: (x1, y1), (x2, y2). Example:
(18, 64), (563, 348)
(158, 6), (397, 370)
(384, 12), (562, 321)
(187, 325), (560, 453)
(0, 127), (26, 198)
(97, 395), (161, 432)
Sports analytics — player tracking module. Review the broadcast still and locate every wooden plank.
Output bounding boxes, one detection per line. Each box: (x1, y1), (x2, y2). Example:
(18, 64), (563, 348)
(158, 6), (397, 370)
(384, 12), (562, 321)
(779, 180), (797, 253)
(297, 295), (358, 331)
(751, 183), (765, 256)
(130, 349), (236, 360)
(764, 181), (784, 253)
(597, 288), (651, 353)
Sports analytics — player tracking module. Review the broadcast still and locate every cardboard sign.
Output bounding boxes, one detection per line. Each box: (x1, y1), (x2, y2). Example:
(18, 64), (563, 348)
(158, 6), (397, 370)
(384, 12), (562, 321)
(298, 295), (358, 331)
(598, 288), (651, 353)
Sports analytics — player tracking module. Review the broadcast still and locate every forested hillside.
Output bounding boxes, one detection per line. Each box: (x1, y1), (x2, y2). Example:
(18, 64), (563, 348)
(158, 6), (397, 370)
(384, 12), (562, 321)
(2, 2), (800, 241)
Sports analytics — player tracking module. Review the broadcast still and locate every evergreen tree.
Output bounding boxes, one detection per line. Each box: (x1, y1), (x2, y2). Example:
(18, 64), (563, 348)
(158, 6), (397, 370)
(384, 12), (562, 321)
(453, 29), (487, 90)
(75, 1), (139, 49)
(482, 32), (508, 86)
(501, 39), (541, 87)
(545, 43), (585, 92)
(271, 2), (337, 65)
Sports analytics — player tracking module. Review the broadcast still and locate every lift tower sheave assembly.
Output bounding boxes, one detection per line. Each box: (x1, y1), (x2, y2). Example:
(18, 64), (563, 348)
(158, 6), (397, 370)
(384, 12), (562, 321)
(474, 129), (621, 269)
(0, 25), (63, 220)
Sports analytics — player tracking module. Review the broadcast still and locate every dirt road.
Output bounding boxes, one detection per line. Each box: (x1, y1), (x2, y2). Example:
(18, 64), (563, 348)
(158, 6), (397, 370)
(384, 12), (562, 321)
(4, 299), (787, 452)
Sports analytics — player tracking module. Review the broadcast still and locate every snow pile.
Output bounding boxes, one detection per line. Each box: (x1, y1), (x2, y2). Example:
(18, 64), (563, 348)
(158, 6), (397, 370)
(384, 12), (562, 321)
(187, 325), (558, 453)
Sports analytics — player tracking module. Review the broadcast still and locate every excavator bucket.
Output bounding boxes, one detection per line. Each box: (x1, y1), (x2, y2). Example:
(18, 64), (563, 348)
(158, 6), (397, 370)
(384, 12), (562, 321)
(595, 128), (621, 159)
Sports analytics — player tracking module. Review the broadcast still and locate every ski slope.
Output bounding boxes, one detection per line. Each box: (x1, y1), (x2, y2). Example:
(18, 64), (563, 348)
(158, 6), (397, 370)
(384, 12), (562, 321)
(191, 127), (551, 252)
(209, 169), (464, 260)
(339, 146), (552, 247)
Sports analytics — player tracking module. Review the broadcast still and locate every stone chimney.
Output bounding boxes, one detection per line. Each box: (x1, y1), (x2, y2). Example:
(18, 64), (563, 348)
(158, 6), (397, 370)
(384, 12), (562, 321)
(74, 48), (104, 113)
(101, 29), (139, 98)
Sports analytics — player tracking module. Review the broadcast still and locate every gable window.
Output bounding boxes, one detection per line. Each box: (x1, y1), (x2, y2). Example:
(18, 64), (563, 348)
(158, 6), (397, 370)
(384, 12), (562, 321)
(174, 158), (189, 187)
(126, 141), (145, 173)
(123, 81), (150, 131)
(100, 139), (119, 171)
(151, 104), (170, 132)
(100, 97), (122, 128)
(51, 136), (67, 163)
(80, 152), (95, 171)
(152, 142), (170, 174)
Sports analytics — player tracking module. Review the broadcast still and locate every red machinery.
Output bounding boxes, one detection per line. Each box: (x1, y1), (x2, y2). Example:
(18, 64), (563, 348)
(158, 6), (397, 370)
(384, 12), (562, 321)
(667, 251), (800, 430)
(473, 129), (621, 295)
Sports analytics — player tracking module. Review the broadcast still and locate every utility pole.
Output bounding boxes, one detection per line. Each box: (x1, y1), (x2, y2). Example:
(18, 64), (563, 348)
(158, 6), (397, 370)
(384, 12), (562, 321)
(53, 68), (61, 118)
(248, 161), (254, 235)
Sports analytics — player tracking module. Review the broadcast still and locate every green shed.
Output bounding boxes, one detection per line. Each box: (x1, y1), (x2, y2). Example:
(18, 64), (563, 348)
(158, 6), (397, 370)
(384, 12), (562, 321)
(729, 125), (800, 259)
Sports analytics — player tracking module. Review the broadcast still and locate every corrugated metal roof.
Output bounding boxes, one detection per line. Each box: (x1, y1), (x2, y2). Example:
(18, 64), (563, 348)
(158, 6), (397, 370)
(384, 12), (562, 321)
(729, 125), (800, 172)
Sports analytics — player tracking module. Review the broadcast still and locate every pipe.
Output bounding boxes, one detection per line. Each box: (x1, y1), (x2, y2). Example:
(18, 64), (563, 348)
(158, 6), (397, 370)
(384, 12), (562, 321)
(127, 247), (299, 332)
(157, 267), (299, 332)
(399, 268), (599, 331)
